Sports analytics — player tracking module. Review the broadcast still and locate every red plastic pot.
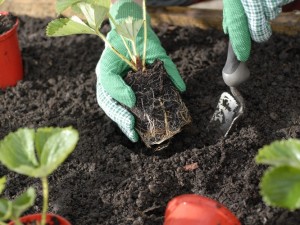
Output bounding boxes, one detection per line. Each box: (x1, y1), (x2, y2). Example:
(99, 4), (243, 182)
(164, 194), (241, 225)
(0, 11), (23, 88)
(8, 213), (71, 225)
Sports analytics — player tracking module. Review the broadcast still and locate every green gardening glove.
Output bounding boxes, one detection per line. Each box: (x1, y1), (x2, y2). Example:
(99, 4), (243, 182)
(223, 0), (252, 62)
(96, 0), (186, 142)
(223, 0), (294, 61)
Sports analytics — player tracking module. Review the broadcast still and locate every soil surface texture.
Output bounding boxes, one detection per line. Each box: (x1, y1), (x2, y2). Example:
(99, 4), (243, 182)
(0, 16), (300, 225)
(0, 13), (17, 35)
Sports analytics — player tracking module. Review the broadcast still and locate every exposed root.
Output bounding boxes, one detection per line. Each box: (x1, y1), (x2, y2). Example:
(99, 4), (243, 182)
(124, 60), (192, 149)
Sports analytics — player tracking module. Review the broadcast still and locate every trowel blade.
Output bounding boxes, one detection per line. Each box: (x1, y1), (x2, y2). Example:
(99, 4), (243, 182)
(209, 92), (240, 138)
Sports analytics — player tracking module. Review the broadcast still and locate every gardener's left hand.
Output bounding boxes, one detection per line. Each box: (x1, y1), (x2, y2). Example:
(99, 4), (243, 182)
(96, 0), (186, 142)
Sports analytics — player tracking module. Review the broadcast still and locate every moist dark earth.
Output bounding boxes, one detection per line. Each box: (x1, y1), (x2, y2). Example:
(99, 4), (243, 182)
(0, 15), (300, 225)
(0, 13), (17, 35)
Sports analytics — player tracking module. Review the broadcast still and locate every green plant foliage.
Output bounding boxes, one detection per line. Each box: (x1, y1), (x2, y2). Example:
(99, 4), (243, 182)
(0, 177), (5, 194)
(0, 127), (79, 178)
(115, 17), (143, 41)
(0, 199), (12, 221)
(0, 187), (36, 222)
(0, 0), (5, 6)
(47, 1), (110, 37)
(256, 139), (300, 210)
(55, 0), (110, 15)
(46, 16), (96, 36)
(77, 2), (108, 29)
(11, 188), (36, 220)
(47, 0), (147, 71)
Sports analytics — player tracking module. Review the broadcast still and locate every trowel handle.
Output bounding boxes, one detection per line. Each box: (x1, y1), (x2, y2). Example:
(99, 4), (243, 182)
(222, 41), (250, 87)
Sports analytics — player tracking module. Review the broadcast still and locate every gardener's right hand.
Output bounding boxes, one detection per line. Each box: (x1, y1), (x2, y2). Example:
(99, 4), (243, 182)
(96, 0), (185, 142)
(223, 0), (294, 62)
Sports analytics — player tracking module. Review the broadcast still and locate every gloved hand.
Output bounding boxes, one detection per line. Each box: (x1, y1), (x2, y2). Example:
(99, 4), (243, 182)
(223, 0), (294, 62)
(96, 0), (186, 142)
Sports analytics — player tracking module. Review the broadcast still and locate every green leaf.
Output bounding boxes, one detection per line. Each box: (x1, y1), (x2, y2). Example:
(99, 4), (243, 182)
(11, 187), (36, 219)
(0, 128), (39, 176)
(0, 177), (5, 195)
(115, 17), (143, 41)
(35, 127), (61, 160)
(0, 199), (12, 221)
(55, 0), (110, 15)
(35, 127), (79, 177)
(55, 0), (81, 14)
(77, 2), (108, 29)
(46, 16), (96, 37)
(260, 166), (300, 210)
(0, 127), (79, 178)
(256, 139), (300, 168)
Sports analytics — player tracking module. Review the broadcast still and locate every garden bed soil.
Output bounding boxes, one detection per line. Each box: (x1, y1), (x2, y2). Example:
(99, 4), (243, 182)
(0, 15), (299, 225)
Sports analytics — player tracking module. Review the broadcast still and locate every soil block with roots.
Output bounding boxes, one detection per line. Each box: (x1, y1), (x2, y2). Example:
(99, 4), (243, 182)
(124, 60), (191, 148)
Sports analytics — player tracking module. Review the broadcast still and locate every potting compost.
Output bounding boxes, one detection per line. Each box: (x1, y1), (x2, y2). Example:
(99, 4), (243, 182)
(0, 15), (299, 225)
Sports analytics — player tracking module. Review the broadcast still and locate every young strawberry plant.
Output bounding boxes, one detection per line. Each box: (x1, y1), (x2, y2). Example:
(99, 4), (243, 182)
(256, 138), (300, 210)
(46, 0), (191, 148)
(0, 177), (36, 225)
(0, 127), (79, 225)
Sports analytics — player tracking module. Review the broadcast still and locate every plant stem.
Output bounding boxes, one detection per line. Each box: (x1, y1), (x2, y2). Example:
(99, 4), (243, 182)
(142, 0), (147, 70)
(104, 15), (138, 71)
(41, 177), (49, 225)
(96, 31), (137, 71)
(121, 36), (135, 63)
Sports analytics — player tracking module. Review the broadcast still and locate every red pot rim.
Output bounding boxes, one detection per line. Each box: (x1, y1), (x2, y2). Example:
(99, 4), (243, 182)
(0, 11), (19, 42)
(8, 213), (71, 225)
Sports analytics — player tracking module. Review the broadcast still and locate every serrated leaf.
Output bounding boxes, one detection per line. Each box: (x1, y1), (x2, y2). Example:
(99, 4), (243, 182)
(115, 17), (143, 41)
(11, 187), (36, 219)
(77, 2), (108, 29)
(0, 127), (79, 178)
(0, 199), (12, 221)
(36, 127), (79, 177)
(0, 128), (39, 176)
(256, 139), (300, 168)
(0, 177), (5, 195)
(55, 0), (81, 14)
(260, 166), (300, 210)
(46, 16), (96, 36)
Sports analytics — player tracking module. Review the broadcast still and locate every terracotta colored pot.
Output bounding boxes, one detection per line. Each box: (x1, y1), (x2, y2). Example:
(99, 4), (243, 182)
(0, 11), (23, 88)
(8, 213), (71, 225)
(164, 194), (241, 225)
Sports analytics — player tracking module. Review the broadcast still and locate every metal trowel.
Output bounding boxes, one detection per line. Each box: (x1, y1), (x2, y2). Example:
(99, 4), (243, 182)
(209, 41), (250, 138)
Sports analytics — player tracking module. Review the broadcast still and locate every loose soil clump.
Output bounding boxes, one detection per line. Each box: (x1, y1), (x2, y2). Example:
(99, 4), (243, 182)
(124, 60), (191, 148)
(0, 16), (299, 225)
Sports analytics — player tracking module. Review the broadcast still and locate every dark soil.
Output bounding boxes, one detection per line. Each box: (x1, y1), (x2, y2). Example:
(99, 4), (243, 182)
(124, 60), (191, 148)
(0, 13), (16, 35)
(0, 15), (299, 225)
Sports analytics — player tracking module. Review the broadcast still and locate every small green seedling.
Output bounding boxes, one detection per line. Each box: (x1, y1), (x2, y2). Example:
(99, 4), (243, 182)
(256, 138), (300, 210)
(0, 177), (36, 225)
(0, 127), (79, 225)
(46, 0), (148, 71)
